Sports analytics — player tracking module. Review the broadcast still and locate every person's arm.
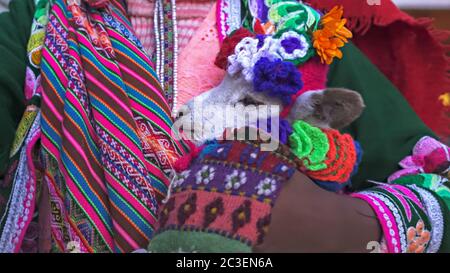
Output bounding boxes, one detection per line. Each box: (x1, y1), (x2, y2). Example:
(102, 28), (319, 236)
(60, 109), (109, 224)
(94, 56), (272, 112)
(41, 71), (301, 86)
(255, 170), (450, 253)
(254, 171), (380, 253)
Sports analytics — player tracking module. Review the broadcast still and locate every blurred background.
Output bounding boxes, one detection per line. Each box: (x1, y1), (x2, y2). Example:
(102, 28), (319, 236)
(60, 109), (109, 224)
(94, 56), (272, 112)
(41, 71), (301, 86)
(394, 0), (450, 30)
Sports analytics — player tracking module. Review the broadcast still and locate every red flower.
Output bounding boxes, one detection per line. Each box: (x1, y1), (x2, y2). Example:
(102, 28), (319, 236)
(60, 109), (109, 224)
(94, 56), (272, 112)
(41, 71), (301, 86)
(214, 28), (255, 70)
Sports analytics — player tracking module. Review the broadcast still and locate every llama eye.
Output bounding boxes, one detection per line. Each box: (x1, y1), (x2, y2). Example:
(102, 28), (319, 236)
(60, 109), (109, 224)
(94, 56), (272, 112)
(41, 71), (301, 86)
(236, 96), (264, 106)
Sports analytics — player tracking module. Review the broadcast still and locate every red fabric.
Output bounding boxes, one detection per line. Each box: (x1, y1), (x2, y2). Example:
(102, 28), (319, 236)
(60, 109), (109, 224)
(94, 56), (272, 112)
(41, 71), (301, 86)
(306, 0), (450, 140)
(281, 57), (329, 118)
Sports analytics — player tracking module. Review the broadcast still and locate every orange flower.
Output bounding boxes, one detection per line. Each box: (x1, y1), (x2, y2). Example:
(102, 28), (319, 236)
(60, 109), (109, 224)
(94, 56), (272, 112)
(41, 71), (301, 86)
(313, 6), (352, 65)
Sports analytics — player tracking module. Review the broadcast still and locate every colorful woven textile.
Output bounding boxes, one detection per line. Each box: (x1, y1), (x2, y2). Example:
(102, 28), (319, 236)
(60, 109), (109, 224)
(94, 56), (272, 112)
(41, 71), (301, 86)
(149, 128), (297, 252)
(354, 174), (450, 253)
(353, 183), (435, 253)
(40, 0), (188, 253)
(391, 174), (450, 253)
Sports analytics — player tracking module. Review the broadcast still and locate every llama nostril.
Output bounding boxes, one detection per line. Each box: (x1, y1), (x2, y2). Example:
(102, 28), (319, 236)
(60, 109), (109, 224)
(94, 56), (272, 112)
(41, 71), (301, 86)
(176, 111), (184, 119)
(176, 105), (191, 120)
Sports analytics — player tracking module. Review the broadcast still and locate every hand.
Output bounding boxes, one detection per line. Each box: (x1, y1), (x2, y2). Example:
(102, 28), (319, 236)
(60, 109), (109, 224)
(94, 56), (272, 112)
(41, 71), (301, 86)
(254, 171), (381, 253)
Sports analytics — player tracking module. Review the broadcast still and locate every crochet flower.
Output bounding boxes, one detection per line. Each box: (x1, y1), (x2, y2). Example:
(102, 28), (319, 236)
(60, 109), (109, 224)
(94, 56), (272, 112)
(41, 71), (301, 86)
(312, 6), (352, 65)
(388, 136), (450, 182)
(289, 120), (330, 171)
(195, 166), (215, 185)
(276, 30), (314, 65)
(227, 36), (281, 82)
(255, 177), (277, 196)
(173, 170), (191, 188)
(225, 170), (247, 190)
(227, 37), (261, 81)
(268, 1), (321, 34)
(305, 129), (357, 183)
(215, 28), (255, 70)
(253, 57), (303, 105)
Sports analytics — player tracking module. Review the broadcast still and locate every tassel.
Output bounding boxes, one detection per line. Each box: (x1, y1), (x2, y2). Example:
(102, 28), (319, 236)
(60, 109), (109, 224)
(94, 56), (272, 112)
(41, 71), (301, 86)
(173, 142), (204, 173)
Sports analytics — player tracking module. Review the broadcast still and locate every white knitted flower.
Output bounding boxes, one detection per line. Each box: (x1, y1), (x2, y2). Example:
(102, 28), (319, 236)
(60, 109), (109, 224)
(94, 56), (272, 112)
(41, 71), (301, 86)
(227, 36), (280, 82)
(277, 31), (310, 61)
(225, 170), (247, 190)
(227, 37), (259, 81)
(255, 177), (277, 196)
(195, 166), (215, 185)
(173, 170), (191, 188)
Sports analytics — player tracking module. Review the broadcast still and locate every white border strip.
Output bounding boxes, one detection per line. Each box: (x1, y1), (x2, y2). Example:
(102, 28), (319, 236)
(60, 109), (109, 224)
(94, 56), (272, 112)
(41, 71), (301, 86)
(393, 0), (450, 9)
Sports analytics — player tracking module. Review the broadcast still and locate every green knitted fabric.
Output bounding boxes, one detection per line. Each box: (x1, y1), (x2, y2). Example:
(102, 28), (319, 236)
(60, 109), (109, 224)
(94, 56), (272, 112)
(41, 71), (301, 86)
(148, 230), (252, 253)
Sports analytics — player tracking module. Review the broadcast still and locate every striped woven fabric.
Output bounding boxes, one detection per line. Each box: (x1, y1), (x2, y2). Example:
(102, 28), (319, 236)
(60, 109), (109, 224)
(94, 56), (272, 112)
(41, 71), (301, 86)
(40, 0), (189, 252)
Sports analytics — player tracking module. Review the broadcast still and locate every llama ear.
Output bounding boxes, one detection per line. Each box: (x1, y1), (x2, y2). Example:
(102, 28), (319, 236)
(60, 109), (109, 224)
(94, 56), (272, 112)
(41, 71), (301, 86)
(321, 88), (365, 129)
(287, 90), (328, 128)
(287, 88), (365, 129)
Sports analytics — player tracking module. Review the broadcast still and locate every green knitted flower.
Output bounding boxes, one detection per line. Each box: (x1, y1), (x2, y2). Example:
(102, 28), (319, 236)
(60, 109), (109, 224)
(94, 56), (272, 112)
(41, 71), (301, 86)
(289, 120), (330, 171)
(267, 1), (321, 35)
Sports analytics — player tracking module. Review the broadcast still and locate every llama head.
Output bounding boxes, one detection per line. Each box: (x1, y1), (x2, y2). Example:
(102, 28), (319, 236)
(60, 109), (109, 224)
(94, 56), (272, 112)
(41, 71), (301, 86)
(174, 75), (365, 144)
(288, 88), (365, 130)
(174, 74), (284, 144)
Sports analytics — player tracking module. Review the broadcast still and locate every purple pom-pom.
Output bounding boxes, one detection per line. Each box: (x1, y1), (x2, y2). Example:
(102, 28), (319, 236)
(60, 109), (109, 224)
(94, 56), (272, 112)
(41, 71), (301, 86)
(253, 57), (303, 104)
